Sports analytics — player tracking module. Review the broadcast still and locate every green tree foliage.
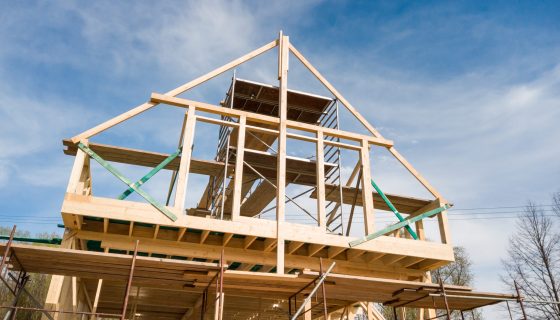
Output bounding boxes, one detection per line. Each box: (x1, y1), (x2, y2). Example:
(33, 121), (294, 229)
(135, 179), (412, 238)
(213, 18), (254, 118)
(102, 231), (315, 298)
(0, 226), (59, 319)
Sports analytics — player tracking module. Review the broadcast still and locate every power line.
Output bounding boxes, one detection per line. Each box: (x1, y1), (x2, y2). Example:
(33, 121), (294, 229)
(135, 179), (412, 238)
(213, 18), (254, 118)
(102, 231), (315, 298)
(449, 204), (556, 211)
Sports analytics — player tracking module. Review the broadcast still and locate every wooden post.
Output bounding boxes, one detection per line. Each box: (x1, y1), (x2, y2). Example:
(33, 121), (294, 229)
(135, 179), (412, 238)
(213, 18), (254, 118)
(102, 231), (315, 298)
(91, 248), (108, 320)
(515, 280), (528, 320)
(231, 116), (246, 221)
(303, 297), (312, 320)
(436, 198), (452, 244)
(67, 140), (88, 194)
(41, 230), (76, 320)
(276, 32), (289, 274)
(316, 131), (326, 229)
(121, 240), (139, 320)
(174, 108), (197, 211)
(360, 140), (375, 234)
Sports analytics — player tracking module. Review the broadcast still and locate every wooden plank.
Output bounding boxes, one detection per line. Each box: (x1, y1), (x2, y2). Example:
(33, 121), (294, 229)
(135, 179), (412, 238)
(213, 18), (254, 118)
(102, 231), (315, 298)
(70, 39), (277, 143)
(61, 194), (455, 262)
(360, 139), (375, 234)
(347, 250), (365, 261)
(67, 141), (88, 194)
(328, 247), (346, 259)
(287, 241), (304, 254)
(289, 43), (443, 199)
(308, 244), (324, 257)
(174, 108), (196, 211)
(276, 33), (289, 274)
(243, 236), (257, 249)
(310, 184), (431, 214)
(437, 201), (452, 245)
(223, 233), (234, 246)
(239, 182), (276, 216)
(149, 94), (394, 147)
(177, 227), (187, 242)
(231, 116), (246, 221)
(316, 131), (326, 229)
(288, 43), (382, 138)
(200, 230), (210, 244)
(153, 225), (160, 239)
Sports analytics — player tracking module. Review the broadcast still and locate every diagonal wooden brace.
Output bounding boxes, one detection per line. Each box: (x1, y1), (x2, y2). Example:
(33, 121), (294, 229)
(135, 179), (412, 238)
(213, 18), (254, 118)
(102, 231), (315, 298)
(118, 147), (182, 200)
(349, 204), (451, 247)
(77, 142), (178, 221)
(370, 179), (418, 239)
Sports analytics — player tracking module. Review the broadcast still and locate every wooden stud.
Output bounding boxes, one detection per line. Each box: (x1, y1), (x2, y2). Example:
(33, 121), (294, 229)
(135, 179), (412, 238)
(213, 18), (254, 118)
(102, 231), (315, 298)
(328, 246), (346, 259)
(71, 276), (77, 312)
(276, 32), (289, 274)
(360, 139), (375, 234)
(347, 250), (366, 261)
(287, 241), (304, 254)
(67, 140), (88, 194)
(316, 131), (326, 229)
(243, 236), (257, 249)
(231, 116), (246, 221)
(150, 94), (394, 148)
(438, 204), (452, 244)
(200, 230), (210, 244)
(153, 225), (160, 240)
(223, 233), (234, 246)
(308, 244), (325, 257)
(177, 227), (187, 242)
(174, 108), (196, 211)
(128, 222), (134, 237)
(264, 238), (277, 252)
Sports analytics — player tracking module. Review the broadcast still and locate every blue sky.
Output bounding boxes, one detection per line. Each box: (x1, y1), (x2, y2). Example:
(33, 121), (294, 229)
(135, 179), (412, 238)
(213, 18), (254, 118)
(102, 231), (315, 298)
(1, 1), (559, 317)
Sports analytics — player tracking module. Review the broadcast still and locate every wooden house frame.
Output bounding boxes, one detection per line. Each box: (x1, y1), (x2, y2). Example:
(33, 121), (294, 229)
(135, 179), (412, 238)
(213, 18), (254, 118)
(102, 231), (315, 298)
(6, 32), (515, 319)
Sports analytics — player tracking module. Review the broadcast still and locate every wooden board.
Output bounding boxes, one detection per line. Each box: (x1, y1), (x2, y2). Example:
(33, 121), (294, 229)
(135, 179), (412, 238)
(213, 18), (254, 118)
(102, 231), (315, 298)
(230, 78), (333, 124)
(0, 243), (513, 318)
(310, 184), (433, 214)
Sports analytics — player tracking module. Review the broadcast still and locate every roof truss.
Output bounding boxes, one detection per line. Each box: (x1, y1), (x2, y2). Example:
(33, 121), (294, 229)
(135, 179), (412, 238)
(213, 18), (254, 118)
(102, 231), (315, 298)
(69, 32), (444, 204)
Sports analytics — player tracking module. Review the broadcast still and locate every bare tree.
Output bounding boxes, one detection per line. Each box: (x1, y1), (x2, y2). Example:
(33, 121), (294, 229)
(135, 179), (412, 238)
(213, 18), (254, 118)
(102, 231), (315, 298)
(553, 192), (560, 217)
(502, 197), (560, 320)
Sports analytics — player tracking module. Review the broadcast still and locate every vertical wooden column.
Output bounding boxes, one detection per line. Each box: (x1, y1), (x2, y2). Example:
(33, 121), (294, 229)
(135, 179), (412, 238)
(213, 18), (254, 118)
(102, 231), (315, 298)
(359, 139), (375, 234)
(231, 116), (246, 220)
(174, 107), (197, 212)
(437, 198), (452, 244)
(41, 230), (76, 320)
(276, 32), (289, 274)
(416, 220), (425, 240)
(316, 131), (326, 229)
(304, 297), (312, 320)
(67, 140), (88, 194)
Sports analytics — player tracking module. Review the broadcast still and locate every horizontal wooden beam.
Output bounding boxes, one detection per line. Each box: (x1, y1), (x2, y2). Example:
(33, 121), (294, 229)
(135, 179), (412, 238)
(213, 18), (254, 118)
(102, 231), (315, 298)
(61, 193), (454, 263)
(149, 93), (394, 147)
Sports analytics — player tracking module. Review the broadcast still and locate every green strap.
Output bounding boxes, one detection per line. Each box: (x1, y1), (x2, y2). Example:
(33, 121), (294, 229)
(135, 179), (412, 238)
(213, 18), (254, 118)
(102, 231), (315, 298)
(77, 142), (178, 222)
(118, 147), (182, 200)
(0, 235), (62, 245)
(349, 204), (451, 247)
(370, 179), (418, 239)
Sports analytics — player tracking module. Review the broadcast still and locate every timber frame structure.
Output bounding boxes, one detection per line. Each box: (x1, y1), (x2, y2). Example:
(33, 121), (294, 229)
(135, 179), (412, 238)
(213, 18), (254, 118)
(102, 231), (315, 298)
(0, 33), (517, 319)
